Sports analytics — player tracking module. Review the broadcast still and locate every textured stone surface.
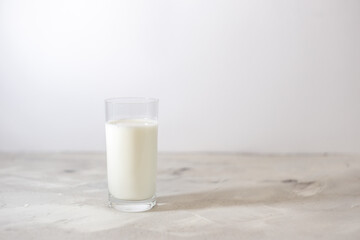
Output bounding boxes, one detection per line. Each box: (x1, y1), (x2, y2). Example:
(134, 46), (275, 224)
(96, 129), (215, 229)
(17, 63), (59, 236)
(0, 153), (359, 239)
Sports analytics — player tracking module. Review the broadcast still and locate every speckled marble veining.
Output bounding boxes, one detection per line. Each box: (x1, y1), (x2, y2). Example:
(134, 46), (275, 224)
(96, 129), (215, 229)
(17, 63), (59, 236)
(0, 153), (359, 239)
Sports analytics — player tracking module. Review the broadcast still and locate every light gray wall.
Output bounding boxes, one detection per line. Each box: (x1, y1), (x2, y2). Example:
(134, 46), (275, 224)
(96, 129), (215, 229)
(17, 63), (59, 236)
(1, 0), (359, 153)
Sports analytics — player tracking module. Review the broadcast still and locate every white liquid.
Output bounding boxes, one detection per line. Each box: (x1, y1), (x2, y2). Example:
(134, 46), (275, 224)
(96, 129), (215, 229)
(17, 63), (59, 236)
(105, 118), (157, 200)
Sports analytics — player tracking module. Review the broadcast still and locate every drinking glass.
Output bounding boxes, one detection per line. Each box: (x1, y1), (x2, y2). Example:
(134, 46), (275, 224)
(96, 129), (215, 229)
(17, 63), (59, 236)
(105, 97), (158, 212)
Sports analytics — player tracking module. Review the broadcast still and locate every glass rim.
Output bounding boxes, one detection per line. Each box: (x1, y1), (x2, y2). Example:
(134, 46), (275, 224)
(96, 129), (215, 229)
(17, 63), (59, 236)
(105, 97), (159, 104)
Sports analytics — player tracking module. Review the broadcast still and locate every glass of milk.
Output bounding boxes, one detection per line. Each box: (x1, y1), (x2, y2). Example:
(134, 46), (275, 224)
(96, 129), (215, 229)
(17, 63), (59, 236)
(105, 97), (158, 212)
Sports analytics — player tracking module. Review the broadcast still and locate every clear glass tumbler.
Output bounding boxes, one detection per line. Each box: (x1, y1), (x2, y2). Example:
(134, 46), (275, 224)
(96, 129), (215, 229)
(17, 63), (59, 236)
(105, 97), (158, 212)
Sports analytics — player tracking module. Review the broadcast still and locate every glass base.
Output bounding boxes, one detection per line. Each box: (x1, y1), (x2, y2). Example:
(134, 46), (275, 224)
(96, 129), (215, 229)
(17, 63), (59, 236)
(108, 193), (156, 212)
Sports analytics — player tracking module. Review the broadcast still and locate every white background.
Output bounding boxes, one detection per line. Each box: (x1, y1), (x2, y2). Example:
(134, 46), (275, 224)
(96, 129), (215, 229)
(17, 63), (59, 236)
(1, 0), (359, 153)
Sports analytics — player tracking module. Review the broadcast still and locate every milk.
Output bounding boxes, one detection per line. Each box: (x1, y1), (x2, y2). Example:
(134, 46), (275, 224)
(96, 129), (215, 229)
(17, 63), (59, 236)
(105, 118), (158, 200)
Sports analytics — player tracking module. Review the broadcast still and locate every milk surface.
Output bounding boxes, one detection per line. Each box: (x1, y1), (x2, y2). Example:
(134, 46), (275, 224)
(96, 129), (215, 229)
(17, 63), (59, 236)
(105, 118), (157, 200)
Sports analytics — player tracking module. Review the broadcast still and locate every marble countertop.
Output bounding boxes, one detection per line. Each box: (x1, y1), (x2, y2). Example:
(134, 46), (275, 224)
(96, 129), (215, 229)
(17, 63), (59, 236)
(0, 152), (359, 239)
